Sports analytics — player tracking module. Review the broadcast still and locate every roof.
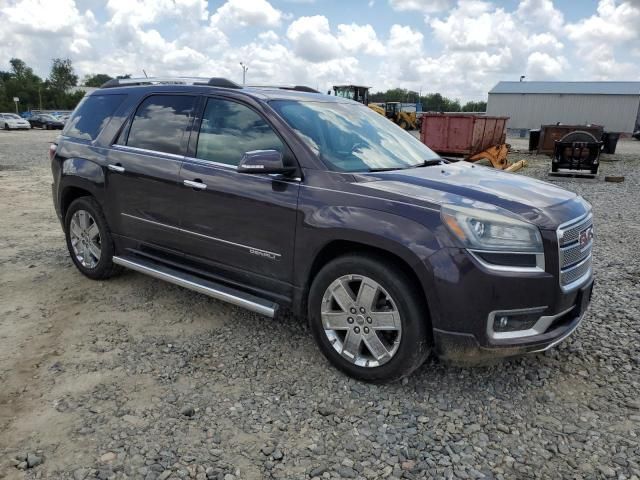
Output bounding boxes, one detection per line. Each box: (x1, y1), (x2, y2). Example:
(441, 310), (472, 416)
(89, 83), (354, 103)
(489, 81), (640, 95)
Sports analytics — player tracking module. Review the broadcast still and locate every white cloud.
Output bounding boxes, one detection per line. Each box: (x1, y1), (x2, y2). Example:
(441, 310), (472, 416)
(516, 0), (564, 32)
(2, 0), (83, 33)
(210, 0), (283, 29)
(388, 0), (452, 12)
(286, 15), (341, 62)
(1, 0), (640, 102)
(337, 23), (386, 56)
(526, 51), (567, 77)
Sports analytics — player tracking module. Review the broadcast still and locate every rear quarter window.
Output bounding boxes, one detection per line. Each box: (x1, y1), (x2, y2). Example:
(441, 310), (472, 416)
(64, 94), (127, 141)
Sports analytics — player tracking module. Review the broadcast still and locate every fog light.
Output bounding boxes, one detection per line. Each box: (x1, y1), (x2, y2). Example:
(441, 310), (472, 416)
(493, 312), (540, 332)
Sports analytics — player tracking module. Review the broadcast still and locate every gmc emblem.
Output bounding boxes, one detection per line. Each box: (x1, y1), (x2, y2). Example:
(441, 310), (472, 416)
(579, 226), (594, 249)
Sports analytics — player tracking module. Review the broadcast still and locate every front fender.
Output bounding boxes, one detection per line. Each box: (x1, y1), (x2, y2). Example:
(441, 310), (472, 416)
(295, 204), (444, 319)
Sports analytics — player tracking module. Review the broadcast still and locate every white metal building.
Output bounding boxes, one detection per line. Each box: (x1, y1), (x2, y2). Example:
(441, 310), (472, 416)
(486, 81), (640, 133)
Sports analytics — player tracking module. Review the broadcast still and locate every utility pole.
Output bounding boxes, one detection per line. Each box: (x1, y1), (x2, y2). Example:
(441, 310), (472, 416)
(38, 86), (42, 111)
(239, 62), (248, 85)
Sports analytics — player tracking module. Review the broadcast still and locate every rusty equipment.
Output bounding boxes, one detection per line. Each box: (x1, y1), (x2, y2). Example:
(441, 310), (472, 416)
(552, 131), (602, 175)
(537, 124), (603, 154)
(505, 159), (528, 173)
(420, 114), (511, 169)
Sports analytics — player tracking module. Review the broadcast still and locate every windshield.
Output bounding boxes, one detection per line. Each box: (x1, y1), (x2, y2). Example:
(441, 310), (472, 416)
(41, 115), (56, 120)
(5, 113), (21, 119)
(270, 100), (439, 172)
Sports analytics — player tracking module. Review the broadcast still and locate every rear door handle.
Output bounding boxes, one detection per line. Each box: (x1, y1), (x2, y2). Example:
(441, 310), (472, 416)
(108, 164), (125, 173)
(183, 179), (207, 190)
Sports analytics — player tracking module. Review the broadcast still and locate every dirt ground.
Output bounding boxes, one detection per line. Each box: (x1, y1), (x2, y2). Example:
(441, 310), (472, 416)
(1, 129), (639, 480)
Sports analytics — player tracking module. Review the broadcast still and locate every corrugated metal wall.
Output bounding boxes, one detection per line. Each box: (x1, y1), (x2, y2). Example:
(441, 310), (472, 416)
(486, 93), (640, 133)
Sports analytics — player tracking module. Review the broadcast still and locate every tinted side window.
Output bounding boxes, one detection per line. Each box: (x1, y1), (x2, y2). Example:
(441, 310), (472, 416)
(64, 94), (126, 141)
(196, 98), (283, 166)
(127, 95), (196, 155)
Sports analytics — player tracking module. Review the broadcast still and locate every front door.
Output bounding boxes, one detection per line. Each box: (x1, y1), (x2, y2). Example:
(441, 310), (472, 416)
(177, 97), (300, 290)
(105, 93), (197, 253)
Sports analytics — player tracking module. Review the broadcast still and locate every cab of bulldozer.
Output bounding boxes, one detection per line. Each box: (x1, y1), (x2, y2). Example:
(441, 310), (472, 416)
(332, 85), (370, 105)
(385, 102), (400, 118)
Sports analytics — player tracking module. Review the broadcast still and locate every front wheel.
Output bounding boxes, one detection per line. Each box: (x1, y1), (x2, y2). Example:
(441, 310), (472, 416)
(3, 123), (8, 130)
(64, 196), (121, 280)
(308, 254), (431, 382)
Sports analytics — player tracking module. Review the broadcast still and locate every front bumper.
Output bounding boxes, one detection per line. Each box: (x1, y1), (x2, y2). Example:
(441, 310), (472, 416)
(433, 277), (593, 364)
(6, 123), (31, 129)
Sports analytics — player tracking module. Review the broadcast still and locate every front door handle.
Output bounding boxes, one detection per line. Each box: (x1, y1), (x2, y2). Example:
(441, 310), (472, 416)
(108, 164), (125, 173)
(184, 179), (207, 190)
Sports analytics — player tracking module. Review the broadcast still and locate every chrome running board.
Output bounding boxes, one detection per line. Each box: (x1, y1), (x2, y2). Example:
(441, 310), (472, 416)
(113, 255), (277, 318)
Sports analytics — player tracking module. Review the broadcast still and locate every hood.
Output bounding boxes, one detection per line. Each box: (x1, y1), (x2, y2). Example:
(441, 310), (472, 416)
(354, 161), (586, 229)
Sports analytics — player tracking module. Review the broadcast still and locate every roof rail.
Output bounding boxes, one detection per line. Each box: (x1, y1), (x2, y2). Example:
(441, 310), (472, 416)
(247, 84), (320, 93)
(100, 77), (242, 89)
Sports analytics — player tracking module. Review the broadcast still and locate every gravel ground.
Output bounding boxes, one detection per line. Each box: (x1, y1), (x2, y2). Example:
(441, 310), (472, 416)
(0, 129), (639, 480)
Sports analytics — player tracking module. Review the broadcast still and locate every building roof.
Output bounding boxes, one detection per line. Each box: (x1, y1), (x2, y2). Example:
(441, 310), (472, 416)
(489, 81), (640, 95)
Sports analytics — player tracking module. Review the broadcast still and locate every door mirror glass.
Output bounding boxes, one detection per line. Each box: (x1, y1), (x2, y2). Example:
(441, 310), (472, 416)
(237, 150), (296, 175)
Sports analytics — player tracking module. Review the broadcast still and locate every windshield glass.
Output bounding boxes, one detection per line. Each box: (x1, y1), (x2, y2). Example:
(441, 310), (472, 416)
(5, 113), (21, 119)
(41, 115), (56, 120)
(270, 100), (439, 172)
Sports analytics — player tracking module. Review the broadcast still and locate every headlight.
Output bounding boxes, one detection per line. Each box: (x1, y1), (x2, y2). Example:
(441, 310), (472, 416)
(441, 204), (543, 253)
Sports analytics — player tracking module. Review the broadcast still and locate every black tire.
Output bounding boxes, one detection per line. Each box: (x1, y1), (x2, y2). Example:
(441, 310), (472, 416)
(3, 123), (8, 130)
(308, 254), (431, 382)
(64, 196), (121, 280)
(45, 124), (50, 130)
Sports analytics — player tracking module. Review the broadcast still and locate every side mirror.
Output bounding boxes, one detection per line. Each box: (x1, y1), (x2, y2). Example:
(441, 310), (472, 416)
(237, 150), (296, 175)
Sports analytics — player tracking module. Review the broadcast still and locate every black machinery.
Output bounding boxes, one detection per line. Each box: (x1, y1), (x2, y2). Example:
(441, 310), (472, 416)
(552, 130), (602, 175)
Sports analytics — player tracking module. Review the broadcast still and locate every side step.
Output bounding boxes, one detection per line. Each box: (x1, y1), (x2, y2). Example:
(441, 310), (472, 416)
(113, 256), (278, 318)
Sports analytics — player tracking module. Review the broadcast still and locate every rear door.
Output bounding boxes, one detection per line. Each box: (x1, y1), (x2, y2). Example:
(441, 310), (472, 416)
(105, 94), (196, 252)
(177, 96), (300, 288)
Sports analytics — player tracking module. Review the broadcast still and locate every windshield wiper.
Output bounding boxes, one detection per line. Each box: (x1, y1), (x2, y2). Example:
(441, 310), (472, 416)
(413, 159), (444, 167)
(368, 159), (444, 172)
(368, 166), (406, 172)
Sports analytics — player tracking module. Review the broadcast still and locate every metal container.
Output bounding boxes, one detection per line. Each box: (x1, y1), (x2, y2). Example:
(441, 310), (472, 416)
(537, 124), (603, 154)
(420, 114), (509, 157)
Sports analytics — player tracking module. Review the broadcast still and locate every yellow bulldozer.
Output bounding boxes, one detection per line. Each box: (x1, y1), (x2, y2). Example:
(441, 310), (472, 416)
(332, 85), (418, 130)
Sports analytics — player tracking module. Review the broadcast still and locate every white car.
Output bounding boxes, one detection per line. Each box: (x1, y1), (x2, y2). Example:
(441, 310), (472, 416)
(1, 113), (32, 130)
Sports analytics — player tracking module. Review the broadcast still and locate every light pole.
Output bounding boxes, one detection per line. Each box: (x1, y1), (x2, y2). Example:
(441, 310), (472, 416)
(239, 62), (248, 85)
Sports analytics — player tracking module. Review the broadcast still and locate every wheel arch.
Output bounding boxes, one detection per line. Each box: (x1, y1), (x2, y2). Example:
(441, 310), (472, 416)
(297, 239), (435, 333)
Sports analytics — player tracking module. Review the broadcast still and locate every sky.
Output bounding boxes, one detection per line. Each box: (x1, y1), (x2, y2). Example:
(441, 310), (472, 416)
(0, 0), (639, 101)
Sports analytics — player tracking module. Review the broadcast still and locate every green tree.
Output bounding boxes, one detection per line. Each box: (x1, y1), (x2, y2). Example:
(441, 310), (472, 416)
(49, 58), (78, 92)
(83, 73), (113, 87)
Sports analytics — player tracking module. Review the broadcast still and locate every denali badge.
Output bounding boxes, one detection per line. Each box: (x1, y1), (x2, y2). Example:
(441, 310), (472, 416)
(249, 248), (278, 260)
(579, 225), (594, 249)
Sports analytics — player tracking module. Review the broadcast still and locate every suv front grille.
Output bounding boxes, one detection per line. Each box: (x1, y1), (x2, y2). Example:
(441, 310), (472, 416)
(557, 213), (593, 290)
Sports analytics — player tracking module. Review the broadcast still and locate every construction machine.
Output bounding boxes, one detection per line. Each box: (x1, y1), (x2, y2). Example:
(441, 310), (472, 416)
(332, 85), (418, 130)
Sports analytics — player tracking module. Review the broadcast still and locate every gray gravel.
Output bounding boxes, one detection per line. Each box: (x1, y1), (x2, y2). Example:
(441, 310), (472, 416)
(0, 129), (639, 479)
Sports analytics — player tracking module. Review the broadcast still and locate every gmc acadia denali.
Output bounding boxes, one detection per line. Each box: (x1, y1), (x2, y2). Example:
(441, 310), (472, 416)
(51, 77), (594, 381)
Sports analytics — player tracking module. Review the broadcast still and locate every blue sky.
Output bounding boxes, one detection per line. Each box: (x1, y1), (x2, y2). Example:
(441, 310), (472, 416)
(1, 0), (639, 101)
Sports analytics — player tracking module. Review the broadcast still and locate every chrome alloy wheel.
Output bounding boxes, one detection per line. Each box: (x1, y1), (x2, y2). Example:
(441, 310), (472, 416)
(69, 209), (101, 269)
(321, 274), (402, 367)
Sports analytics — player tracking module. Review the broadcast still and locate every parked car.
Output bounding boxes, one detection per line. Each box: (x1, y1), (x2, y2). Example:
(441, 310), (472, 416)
(50, 77), (594, 382)
(29, 114), (64, 129)
(1, 113), (31, 130)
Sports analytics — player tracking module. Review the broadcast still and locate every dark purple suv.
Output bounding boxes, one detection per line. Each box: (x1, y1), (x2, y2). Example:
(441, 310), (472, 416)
(50, 77), (594, 382)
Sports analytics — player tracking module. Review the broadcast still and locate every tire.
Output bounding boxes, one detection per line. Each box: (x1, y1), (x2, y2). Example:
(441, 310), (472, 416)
(308, 254), (431, 382)
(3, 123), (8, 130)
(64, 196), (121, 280)
(45, 124), (50, 130)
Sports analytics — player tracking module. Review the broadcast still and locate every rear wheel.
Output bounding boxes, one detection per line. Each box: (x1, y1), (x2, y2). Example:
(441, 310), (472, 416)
(64, 196), (121, 280)
(308, 254), (430, 382)
(3, 123), (8, 130)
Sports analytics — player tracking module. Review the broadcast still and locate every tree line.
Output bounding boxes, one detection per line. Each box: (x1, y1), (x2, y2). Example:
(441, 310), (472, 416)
(0, 58), (125, 113)
(369, 88), (487, 112)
